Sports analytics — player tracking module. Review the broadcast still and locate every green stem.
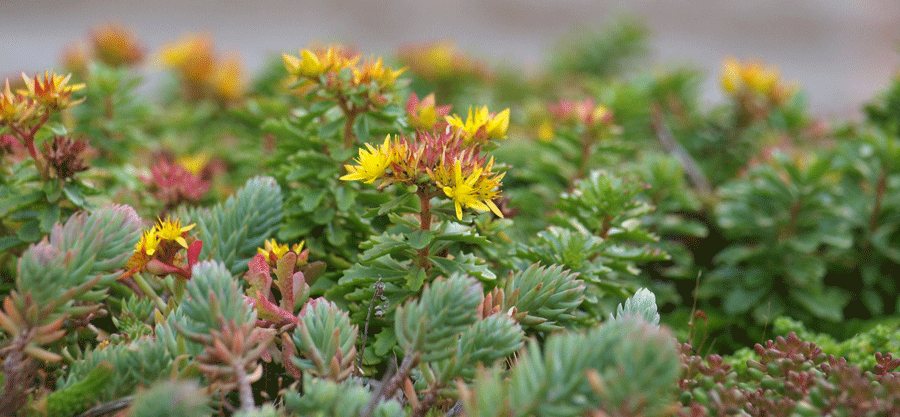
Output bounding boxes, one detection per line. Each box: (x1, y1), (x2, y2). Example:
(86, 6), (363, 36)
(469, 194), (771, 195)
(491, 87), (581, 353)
(173, 278), (186, 305)
(132, 273), (168, 312)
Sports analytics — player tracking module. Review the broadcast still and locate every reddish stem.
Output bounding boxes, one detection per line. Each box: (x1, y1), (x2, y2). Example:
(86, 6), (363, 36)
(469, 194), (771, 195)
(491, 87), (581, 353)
(417, 187), (433, 272)
(12, 112), (51, 181)
(868, 171), (887, 233)
(337, 95), (359, 149)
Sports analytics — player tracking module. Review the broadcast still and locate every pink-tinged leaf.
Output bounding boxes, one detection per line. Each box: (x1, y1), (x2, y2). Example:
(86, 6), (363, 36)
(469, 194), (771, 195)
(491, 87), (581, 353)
(245, 254), (273, 299)
(249, 253), (270, 275)
(260, 345), (272, 362)
(291, 271), (309, 313)
(145, 259), (179, 276)
(298, 296), (326, 318)
(252, 291), (299, 325)
(187, 240), (203, 267)
(281, 332), (303, 379)
(275, 251), (298, 310)
(296, 248), (309, 265)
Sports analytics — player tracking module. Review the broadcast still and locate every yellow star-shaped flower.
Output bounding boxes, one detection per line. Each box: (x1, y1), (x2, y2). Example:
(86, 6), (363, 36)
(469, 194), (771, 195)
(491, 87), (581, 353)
(340, 135), (396, 184)
(154, 217), (196, 249)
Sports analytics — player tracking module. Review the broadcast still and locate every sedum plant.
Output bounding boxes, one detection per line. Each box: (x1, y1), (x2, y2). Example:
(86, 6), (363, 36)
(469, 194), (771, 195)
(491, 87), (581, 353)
(0, 71), (94, 259)
(5, 18), (900, 417)
(0, 204), (142, 412)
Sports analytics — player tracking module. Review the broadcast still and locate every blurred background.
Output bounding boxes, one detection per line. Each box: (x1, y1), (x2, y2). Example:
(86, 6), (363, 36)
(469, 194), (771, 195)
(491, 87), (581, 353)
(1, 0), (898, 116)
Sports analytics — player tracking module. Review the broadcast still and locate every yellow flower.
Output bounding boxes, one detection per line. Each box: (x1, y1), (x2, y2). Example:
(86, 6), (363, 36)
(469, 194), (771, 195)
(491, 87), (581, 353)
(154, 217), (196, 249)
(0, 80), (28, 124)
(283, 46), (361, 80)
(340, 135), (396, 184)
(590, 105), (610, 125)
(258, 238), (290, 260)
(440, 160), (503, 220)
(90, 23), (145, 67)
(398, 41), (481, 81)
(473, 158), (504, 217)
(178, 153), (209, 175)
(446, 106), (510, 144)
(352, 58), (405, 88)
(720, 57), (792, 102)
(537, 119), (554, 142)
(720, 58), (741, 94)
(135, 229), (160, 256)
(159, 35), (215, 84)
(412, 41), (457, 79)
(211, 55), (245, 102)
(318, 46), (360, 73)
(283, 49), (324, 78)
(20, 71), (85, 111)
(257, 239), (306, 266)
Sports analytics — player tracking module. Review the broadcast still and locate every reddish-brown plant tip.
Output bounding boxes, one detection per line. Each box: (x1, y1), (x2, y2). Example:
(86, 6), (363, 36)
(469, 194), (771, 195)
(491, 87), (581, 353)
(143, 157), (211, 212)
(40, 136), (91, 180)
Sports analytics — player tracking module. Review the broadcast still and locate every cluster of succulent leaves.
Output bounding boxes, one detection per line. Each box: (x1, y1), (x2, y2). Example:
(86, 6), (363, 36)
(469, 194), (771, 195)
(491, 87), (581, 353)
(1, 16), (900, 417)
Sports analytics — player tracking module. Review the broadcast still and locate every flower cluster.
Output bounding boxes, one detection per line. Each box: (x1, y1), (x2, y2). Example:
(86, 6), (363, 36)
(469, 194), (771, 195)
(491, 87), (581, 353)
(142, 156), (212, 213)
(22, 72), (86, 112)
(720, 57), (795, 106)
(0, 80), (32, 126)
(446, 106), (510, 145)
(397, 40), (485, 82)
(159, 34), (245, 103)
(257, 238), (308, 268)
(122, 217), (201, 280)
(61, 23), (146, 74)
(538, 98), (614, 141)
(91, 23), (146, 68)
(1, 72), (86, 181)
(340, 117), (506, 220)
(282, 45), (405, 93)
(0, 72), (84, 127)
(406, 92), (451, 131)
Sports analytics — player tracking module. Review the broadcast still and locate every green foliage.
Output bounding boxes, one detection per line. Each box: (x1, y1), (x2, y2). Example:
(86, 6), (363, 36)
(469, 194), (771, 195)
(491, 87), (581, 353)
(395, 274), (482, 362)
(291, 298), (358, 381)
(57, 337), (175, 403)
(16, 204), (142, 312)
(68, 63), (151, 164)
(516, 171), (668, 319)
(551, 18), (649, 79)
(234, 405), (281, 417)
(179, 176), (283, 276)
(610, 287), (660, 325)
(864, 75), (900, 134)
(283, 375), (404, 417)
(500, 263), (585, 332)
(44, 362), (114, 417)
(180, 260), (253, 333)
(112, 294), (155, 339)
(5, 16), (900, 417)
(705, 153), (853, 324)
(126, 381), (211, 417)
(463, 316), (680, 417)
(423, 312), (524, 390)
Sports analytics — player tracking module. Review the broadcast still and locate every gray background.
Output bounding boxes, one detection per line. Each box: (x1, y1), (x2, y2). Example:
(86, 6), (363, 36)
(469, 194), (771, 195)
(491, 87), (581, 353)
(1, 0), (898, 117)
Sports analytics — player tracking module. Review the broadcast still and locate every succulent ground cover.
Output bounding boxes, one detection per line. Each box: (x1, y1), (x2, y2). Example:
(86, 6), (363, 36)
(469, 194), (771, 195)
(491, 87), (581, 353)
(1, 20), (899, 417)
